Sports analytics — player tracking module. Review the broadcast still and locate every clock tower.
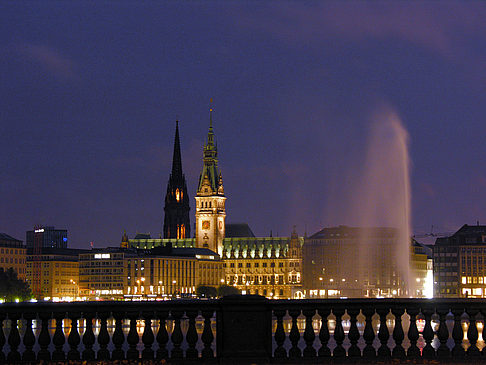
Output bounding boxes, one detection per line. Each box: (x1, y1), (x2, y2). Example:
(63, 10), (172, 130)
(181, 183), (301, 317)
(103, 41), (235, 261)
(195, 104), (226, 255)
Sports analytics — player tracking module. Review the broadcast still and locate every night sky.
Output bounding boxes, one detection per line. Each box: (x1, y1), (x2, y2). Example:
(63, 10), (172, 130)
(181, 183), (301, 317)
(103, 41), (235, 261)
(2, 2), (486, 248)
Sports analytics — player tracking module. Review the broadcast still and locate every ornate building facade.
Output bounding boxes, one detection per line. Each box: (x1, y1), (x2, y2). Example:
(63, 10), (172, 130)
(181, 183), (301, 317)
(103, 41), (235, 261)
(126, 106), (303, 299)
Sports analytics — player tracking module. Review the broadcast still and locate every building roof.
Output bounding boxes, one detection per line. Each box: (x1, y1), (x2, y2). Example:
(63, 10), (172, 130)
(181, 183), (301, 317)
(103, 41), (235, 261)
(27, 247), (90, 256)
(0, 233), (22, 242)
(226, 223), (255, 238)
(134, 233), (152, 239)
(435, 224), (486, 246)
(146, 246), (219, 259)
(308, 225), (398, 240)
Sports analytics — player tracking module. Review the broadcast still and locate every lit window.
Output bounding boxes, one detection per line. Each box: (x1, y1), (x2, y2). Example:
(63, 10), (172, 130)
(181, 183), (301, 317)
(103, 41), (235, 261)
(462, 277), (467, 284)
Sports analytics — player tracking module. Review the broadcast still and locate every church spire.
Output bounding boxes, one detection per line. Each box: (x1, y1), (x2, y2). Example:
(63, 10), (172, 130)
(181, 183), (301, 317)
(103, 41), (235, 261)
(163, 120), (190, 239)
(171, 120), (183, 179)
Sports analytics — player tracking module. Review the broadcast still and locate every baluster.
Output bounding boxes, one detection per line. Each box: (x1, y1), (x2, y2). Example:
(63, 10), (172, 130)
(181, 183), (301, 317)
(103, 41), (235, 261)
(0, 313), (5, 363)
(317, 307), (331, 358)
(156, 310), (169, 360)
(436, 307), (451, 360)
(451, 308), (466, 359)
(67, 311), (81, 360)
(422, 308), (436, 359)
(406, 307), (420, 359)
(170, 310), (184, 359)
(347, 308), (361, 359)
(21, 313), (36, 362)
(82, 312), (96, 361)
(126, 311), (140, 360)
(97, 311), (111, 361)
(391, 307), (405, 360)
(37, 312), (51, 362)
(201, 310), (214, 359)
(303, 308), (316, 358)
(141, 310), (155, 360)
(376, 307), (391, 360)
(466, 308), (480, 358)
(7, 312), (21, 362)
(51, 312), (66, 361)
(362, 307), (376, 360)
(288, 309), (302, 359)
(185, 310), (199, 359)
(332, 308), (346, 359)
(111, 311), (125, 360)
(273, 309), (287, 358)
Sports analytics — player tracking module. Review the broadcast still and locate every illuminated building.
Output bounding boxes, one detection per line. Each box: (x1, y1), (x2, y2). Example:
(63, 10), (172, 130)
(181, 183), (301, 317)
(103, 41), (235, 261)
(194, 107), (226, 256)
(125, 246), (222, 299)
(78, 248), (130, 300)
(164, 121), (191, 239)
(126, 106), (303, 299)
(25, 248), (86, 301)
(0, 233), (26, 281)
(222, 226), (303, 298)
(303, 226), (431, 298)
(433, 224), (486, 298)
(26, 226), (68, 249)
(79, 246), (222, 300)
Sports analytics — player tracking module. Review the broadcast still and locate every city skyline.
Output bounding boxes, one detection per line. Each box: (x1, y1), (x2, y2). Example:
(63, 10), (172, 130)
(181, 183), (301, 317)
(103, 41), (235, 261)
(2, 2), (486, 248)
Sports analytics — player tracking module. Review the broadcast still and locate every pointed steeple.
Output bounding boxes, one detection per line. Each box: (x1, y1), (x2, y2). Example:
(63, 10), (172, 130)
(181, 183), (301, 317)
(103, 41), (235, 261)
(171, 120), (183, 179)
(198, 100), (223, 194)
(163, 120), (191, 239)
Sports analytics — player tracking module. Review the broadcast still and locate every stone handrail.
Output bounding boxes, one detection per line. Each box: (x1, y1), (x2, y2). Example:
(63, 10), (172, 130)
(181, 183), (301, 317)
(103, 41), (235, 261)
(0, 296), (484, 363)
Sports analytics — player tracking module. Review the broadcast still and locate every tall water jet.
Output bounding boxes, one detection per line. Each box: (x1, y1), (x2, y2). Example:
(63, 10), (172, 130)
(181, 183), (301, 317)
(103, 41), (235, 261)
(356, 106), (412, 297)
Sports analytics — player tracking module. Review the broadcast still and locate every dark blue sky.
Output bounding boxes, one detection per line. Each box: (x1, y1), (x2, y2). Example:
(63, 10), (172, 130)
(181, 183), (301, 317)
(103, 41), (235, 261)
(1, 2), (486, 248)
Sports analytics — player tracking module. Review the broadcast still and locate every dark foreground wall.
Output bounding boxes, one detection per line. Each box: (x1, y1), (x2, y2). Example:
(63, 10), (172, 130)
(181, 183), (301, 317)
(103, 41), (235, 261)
(0, 296), (485, 363)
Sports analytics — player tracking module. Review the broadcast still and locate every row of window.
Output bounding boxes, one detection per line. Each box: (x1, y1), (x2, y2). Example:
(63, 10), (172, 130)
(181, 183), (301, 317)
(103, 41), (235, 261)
(223, 262), (297, 268)
(0, 248), (24, 255)
(0, 258), (24, 264)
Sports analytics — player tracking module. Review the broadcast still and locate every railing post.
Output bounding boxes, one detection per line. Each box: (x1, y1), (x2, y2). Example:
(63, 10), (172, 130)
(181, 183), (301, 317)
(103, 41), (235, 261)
(406, 306), (420, 360)
(273, 309), (287, 359)
(362, 307), (376, 360)
(37, 311), (51, 362)
(376, 306), (391, 360)
(391, 306), (405, 360)
(422, 307), (436, 359)
(82, 312), (96, 361)
(303, 308), (316, 358)
(347, 307), (361, 359)
(6, 312), (21, 363)
(0, 313), (5, 363)
(21, 312), (36, 363)
(466, 308), (480, 358)
(51, 311), (66, 361)
(451, 307), (466, 360)
(217, 295), (272, 363)
(436, 305), (451, 360)
(332, 307), (346, 359)
(317, 306), (331, 359)
(67, 311), (81, 360)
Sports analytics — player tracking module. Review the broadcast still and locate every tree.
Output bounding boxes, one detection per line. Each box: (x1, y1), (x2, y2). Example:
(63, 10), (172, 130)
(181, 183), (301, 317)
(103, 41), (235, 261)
(0, 268), (32, 302)
(217, 284), (240, 297)
(196, 285), (217, 298)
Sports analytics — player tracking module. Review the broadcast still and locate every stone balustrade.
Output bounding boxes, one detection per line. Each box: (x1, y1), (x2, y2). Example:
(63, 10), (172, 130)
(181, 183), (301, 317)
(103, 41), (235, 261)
(0, 296), (485, 363)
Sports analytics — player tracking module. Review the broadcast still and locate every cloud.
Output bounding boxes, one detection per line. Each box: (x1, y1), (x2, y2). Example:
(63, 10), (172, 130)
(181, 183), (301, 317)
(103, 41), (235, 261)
(16, 43), (77, 79)
(235, 2), (486, 57)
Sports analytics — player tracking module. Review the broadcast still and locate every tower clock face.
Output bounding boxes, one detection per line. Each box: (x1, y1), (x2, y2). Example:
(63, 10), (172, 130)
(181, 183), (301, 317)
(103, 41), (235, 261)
(202, 221), (210, 230)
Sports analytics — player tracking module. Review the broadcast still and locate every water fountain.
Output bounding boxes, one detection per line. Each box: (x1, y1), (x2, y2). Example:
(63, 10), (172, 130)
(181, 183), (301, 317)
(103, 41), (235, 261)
(355, 105), (412, 297)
